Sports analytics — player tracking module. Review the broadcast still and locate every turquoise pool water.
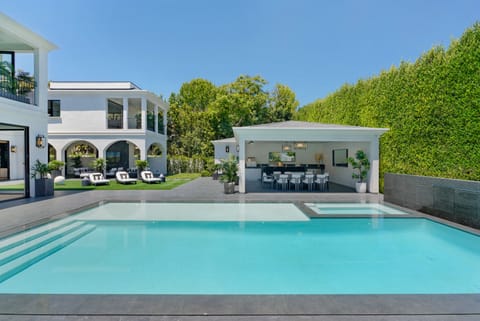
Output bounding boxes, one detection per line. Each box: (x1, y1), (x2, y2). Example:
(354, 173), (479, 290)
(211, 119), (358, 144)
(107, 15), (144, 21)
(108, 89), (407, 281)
(0, 203), (479, 294)
(305, 203), (407, 215)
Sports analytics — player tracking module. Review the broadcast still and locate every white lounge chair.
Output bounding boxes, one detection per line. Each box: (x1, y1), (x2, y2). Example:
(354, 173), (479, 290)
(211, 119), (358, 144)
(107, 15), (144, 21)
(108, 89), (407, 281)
(88, 173), (110, 186)
(115, 171), (137, 184)
(141, 171), (161, 184)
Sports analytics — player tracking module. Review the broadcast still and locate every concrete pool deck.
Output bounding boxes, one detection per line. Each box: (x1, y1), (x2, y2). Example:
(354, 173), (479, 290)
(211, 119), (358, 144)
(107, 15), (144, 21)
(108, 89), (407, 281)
(0, 177), (479, 321)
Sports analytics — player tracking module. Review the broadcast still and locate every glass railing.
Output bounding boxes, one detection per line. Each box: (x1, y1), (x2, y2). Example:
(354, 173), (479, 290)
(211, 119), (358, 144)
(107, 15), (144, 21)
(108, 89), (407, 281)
(0, 76), (36, 105)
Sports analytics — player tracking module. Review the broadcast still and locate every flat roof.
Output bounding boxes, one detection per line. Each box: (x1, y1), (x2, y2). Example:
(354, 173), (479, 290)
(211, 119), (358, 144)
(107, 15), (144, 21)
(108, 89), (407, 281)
(235, 120), (387, 130)
(0, 12), (57, 52)
(49, 81), (142, 90)
(211, 137), (236, 143)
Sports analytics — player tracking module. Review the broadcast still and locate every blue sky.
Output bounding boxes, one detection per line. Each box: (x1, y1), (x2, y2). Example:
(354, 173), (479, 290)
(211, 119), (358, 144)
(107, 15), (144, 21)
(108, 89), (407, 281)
(2, 0), (479, 106)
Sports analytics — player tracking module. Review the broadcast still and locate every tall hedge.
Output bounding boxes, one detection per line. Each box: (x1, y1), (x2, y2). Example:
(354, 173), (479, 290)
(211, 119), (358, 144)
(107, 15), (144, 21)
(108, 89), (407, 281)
(296, 23), (480, 188)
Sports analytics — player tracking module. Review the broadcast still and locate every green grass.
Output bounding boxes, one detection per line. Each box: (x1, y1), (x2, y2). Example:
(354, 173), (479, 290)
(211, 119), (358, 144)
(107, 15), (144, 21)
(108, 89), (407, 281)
(0, 173), (200, 191)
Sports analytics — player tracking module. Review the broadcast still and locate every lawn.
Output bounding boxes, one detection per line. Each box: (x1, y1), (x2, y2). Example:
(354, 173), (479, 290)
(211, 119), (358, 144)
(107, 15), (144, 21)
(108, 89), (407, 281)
(0, 173), (200, 191)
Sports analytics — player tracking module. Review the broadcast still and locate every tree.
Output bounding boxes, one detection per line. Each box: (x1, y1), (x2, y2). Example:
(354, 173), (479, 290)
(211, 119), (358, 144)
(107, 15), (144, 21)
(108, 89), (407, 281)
(268, 84), (299, 122)
(209, 75), (269, 138)
(167, 79), (217, 158)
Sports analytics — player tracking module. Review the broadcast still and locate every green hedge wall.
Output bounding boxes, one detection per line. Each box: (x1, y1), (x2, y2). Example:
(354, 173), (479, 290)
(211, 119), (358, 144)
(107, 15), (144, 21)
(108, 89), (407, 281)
(296, 23), (480, 189)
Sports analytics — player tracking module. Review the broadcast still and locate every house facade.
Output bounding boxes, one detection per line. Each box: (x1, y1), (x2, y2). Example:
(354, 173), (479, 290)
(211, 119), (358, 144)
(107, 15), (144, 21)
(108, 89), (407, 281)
(0, 13), (56, 199)
(47, 81), (168, 177)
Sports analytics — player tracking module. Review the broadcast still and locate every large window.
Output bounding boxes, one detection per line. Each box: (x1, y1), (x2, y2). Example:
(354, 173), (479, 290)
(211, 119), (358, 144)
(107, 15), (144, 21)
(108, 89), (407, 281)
(147, 100), (155, 132)
(107, 98), (123, 129)
(48, 100), (61, 117)
(127, 98), (141, 129)
(157, 110), (165, 134)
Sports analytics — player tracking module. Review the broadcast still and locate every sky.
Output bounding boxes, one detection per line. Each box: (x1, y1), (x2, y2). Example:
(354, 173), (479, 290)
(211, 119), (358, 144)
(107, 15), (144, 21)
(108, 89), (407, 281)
(2, 0), (479, 106)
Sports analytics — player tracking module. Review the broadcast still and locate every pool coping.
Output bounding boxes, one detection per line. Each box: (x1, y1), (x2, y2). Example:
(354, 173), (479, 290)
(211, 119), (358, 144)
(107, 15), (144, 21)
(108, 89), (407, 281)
(0, 293), (479, 316)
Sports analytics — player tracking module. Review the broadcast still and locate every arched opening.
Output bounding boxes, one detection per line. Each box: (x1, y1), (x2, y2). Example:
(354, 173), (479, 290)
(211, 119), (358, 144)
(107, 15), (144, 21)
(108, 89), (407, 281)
(147, 143), (163, 157)
(64, 141), (98, 178)
(147, 142), (164, 175)
(48, 144), (56, 162)
(105, 140), (140, 171)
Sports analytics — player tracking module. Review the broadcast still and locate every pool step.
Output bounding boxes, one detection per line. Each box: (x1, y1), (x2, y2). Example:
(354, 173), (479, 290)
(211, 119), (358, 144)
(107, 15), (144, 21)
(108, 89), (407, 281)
(0, 224), (95, 283)
(0, 221), (86, 265)
(0, 218), (77, 253)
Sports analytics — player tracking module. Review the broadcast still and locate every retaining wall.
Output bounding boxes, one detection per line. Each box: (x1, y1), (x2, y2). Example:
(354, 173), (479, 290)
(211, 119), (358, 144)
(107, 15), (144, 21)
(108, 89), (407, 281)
(384, 173), (480, 229)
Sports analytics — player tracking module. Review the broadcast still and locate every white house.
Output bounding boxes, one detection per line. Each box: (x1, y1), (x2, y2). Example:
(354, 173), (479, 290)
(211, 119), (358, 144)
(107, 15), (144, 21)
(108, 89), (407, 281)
(213, 121), (389, 193)
(0, 13), (56, 198)
(47, 81), (169, 177)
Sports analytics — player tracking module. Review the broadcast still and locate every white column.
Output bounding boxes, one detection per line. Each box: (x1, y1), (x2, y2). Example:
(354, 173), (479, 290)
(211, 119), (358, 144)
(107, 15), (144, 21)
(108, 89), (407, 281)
(141, 98), (147, 130)
(368, 137), (380, 193)
(32, 48), (49, 197)
(34, 48), (48, 110)
(238, 139), (246, 193)
(123, 98), (128, 129)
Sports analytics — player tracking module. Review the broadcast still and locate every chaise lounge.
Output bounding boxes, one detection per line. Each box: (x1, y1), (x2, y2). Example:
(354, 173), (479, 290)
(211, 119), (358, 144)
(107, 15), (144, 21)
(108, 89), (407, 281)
(140, 171), (161, 184)
(88, 173), (110, 186)
(115, 171), (137, 184)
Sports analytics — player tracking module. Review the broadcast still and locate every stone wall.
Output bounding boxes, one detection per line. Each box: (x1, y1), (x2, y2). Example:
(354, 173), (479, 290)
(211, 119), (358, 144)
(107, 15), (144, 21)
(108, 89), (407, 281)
(384, 173), (480, 229)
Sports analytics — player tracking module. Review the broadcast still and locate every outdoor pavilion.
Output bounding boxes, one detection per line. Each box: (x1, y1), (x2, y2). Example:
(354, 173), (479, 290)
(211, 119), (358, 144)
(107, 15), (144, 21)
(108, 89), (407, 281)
(230, 121), (389, 194)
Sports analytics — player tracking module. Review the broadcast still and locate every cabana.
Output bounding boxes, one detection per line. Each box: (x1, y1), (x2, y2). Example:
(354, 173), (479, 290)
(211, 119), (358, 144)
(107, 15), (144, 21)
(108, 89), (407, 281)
(217, 121), (388, 194)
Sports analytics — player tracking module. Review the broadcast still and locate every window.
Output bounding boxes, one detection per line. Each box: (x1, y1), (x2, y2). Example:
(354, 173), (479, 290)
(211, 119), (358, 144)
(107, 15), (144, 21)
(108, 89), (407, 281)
(107, 98), (123, 129)
(332, 149), (348, 167)
(127, 98), (141, 129)
(48, 100), (61, 117)
(147, 100), (155, 132)
(157, 110), (164, 134)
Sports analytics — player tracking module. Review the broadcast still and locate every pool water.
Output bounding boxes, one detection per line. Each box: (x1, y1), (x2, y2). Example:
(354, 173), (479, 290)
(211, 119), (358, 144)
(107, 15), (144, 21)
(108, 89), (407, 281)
(306, 203), (407, 215)
(0, 203), (479, 294)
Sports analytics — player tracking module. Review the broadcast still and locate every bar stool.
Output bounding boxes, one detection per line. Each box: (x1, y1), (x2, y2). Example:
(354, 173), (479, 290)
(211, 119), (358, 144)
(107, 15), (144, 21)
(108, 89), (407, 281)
(315, 174), (327, 192)
(304, 174), (315, 191)
(290, 173), (302, 191)
(277, 174), (289, 191)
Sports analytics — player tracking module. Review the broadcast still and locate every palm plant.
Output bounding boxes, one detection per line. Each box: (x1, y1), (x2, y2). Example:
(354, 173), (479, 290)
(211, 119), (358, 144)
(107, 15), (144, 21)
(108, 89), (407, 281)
(92, 158), (107, 172)
(219, 154), (238, 183)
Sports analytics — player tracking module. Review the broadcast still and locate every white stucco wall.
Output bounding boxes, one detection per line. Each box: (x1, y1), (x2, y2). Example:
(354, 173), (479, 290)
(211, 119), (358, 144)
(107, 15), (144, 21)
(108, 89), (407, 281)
(1, 97), (49, 195)
(212, 141), (238, 163)
(48, 88), (168, 174)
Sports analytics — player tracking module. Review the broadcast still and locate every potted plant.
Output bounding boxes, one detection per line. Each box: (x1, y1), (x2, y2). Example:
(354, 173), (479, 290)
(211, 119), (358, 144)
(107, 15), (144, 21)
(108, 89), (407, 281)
(219, 154), (238, 194)
(31, 159), (54, 197)
(91, 158), (107, 174)
(48, 160), (65, 179)
(135, 159), (149, 178)
(348, 150), (370, 193)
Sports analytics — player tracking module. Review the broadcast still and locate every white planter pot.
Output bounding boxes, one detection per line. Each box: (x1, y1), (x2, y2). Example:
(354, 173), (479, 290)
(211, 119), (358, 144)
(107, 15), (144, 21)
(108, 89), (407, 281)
(355, 182), (367, 193)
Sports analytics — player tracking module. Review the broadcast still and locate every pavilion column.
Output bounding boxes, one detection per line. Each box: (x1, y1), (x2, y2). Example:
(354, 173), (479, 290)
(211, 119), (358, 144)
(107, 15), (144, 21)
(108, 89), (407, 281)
(141, 98), (147, 130)
(238, 139), (246, 193)
(123, 98), (128, 129)
(368, 137), (380, 193)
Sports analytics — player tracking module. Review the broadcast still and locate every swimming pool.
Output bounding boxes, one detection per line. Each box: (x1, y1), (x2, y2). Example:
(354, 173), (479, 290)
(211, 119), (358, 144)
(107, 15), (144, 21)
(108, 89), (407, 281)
(0, 202), (479, 294)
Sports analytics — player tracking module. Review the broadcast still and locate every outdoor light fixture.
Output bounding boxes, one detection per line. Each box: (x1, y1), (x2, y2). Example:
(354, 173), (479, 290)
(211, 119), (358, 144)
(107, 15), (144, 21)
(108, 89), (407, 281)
(282, 144), (292, 152)
(35, 134), (45, 148)
(294, 142), (307, 150)
(225, 146), (230, 153)
(236, 145), (240, 152)
(10, 145), (16, 153)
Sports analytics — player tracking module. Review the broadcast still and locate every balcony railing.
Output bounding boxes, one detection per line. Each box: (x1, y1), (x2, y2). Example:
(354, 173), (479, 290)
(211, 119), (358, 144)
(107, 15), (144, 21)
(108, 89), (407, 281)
(0, 75), (36, 105)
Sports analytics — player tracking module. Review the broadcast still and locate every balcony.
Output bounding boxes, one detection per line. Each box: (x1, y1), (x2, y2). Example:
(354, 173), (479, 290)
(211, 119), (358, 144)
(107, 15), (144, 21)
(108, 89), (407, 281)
(0, 57), (36, 105)
(0, 75), (35, 105)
